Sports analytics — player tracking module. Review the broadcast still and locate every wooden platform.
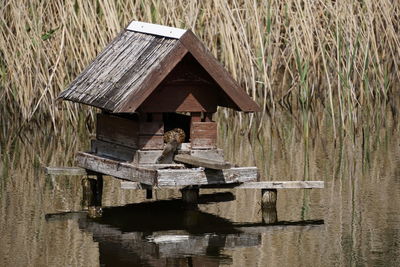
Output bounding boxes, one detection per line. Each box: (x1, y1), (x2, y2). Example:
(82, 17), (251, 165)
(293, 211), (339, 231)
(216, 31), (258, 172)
(45, 165), (324, 190)
(73, 152), (258, 188)
(121, 180), (324, 190)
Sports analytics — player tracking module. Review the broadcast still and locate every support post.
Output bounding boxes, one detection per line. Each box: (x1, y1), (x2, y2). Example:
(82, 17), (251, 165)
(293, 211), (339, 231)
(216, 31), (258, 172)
(180, 188), (199, 208)
(261, 189), (278, 224)
(146, 189), (153, 199)
(81, 178), (96, 209)
(95, 174), (103, 206)
(81, 174), (103, 218)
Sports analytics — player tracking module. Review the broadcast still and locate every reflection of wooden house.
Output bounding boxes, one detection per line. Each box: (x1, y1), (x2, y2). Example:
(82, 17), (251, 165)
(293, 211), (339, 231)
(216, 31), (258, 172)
(58, 21), (260, 187)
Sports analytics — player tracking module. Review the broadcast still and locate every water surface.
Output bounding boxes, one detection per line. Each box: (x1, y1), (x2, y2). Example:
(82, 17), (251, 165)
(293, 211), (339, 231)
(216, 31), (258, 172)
(0, 112), (399, 266)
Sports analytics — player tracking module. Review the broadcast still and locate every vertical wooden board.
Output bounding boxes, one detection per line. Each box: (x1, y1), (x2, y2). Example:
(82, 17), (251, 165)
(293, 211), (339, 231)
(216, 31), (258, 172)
(139, 85), (218, 113)
(191, 139), (216, 149)
(133, 150), (163, 164)
(97, 113), (139, 148)
(179, 30), (261, 112)
(191, 122), (217, 137)
(190, 149), (224, 162)
(139, 122), (164, 135)
(91, 139), (136, 161)
(190, 122), (217, 149)
(139, 135), (164, 150)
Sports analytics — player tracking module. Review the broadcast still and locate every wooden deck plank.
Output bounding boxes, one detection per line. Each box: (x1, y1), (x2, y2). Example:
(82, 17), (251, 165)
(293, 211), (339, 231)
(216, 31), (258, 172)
(156, 167), (258, 187)
(174, 154), (231, 170)
(44, 167), (88, 176)
(121, 180), (324, 190)
(76, 152), (157, 185)
(200, 181), (325, 189)
(139, 164), (186, 169)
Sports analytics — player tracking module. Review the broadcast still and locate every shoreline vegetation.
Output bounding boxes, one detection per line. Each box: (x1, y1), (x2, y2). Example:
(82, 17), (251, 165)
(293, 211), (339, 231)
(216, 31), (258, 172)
(0, 0), (399, 137)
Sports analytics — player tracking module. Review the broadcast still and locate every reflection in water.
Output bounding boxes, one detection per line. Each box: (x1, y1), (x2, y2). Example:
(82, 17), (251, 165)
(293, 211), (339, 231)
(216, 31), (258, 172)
(46, 199), (323, 266)
(1, 112), (399, 266)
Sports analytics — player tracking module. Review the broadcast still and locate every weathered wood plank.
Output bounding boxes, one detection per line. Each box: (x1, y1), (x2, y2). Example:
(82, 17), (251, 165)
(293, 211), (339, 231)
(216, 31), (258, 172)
(174, 154), (230, 170)
(44, 167), (88, 176)
(139, 135), (164, 150)
(200, 181), (325, 189)
(76, 152), (156, 184)
(190, 121), (217, 149)
(91, 139), (136, 161)
(133, 149), (190, 164)
(139, 121), (164, 135)
(140, 84), (219, 113)
(139, 164), (185, 169)
(120, 181), (152, 190)
(133, 150), (163, 164)
(190, 149), (224, 161)
(156, 167), (258, 187)
(97, 113), (139, 149)
(191, 139), (216, 149)
(118, 39), (188, 112)
(126, 21), (187, 39)
(191, 122), (217, 136)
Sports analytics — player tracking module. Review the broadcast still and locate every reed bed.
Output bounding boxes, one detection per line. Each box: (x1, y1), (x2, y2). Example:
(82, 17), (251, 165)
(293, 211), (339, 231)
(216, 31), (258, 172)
(0, 0), (399, 134)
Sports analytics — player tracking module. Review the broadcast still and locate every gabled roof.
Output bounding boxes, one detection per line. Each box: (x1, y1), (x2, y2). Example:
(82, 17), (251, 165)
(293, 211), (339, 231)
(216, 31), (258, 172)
(59, 21), (260, 112)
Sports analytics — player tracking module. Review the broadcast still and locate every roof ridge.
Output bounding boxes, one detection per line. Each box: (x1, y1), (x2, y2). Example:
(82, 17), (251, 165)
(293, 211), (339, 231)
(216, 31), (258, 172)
(126, 21), (187, 39)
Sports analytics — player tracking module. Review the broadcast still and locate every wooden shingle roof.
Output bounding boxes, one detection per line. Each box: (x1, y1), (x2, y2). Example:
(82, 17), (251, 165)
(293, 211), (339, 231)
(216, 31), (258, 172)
(59, 21), (260, 112)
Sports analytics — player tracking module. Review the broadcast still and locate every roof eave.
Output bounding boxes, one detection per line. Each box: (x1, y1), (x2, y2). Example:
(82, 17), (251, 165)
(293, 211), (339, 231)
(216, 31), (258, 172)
(179, 30), (260, 113)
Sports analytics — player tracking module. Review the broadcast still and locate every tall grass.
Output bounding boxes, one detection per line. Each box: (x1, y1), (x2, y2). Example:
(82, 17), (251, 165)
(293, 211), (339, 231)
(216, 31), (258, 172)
(0, 0), (399, 134)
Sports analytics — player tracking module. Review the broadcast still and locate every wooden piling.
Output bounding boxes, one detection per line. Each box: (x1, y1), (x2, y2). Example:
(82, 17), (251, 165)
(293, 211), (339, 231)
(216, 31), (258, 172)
(261, 189), (278, 224)
(146, 189), (153, 199)
(81, 178), (97, 209)
(81, 174), (104, 218)
(180, 188), (199, 206)
(95, 174), (103, 206)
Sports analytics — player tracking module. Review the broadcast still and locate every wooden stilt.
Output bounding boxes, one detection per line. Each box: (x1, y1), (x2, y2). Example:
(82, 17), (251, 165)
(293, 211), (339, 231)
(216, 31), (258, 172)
(95, 174), (103, 206)
(261, 189), (277, 224)
(81, 174), (103, 218)
(180, 188), (199, 207)
(81, 178), (97, 209)
(146, 189), (153, 199)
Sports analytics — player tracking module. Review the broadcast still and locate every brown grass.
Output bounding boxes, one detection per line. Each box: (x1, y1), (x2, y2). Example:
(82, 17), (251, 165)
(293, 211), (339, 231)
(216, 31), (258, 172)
(0, 0), (399, 134)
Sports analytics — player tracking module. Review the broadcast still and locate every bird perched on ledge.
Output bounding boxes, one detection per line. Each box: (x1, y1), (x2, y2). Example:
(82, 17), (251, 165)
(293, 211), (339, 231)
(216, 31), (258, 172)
(156, 128), (186, 164)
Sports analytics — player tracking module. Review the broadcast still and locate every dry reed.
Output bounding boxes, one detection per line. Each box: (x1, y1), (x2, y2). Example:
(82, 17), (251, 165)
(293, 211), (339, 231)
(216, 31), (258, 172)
(0, 0), (399, 134)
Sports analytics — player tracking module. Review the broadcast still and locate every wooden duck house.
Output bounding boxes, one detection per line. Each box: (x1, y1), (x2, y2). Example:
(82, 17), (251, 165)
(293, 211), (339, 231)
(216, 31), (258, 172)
(51, 21), (324, 221)
(58, 21), (261, 187)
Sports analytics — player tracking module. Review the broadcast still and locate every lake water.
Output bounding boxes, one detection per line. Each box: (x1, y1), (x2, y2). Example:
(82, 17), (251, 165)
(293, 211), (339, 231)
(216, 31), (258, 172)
(1, 111), (399, 266)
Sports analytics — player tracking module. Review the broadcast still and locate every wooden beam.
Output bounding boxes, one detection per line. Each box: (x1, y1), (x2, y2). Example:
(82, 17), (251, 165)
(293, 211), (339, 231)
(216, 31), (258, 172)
(91, 139), (136, 162)
(190, 149), (224, 162)
(120, 181), (152, 190)
(76, 152), (157, 185)
(139, 164), (185, 169)
(126, 21), (187, 39)
(174, 154), (231, 170)
(156, 167), (258, 188)
(200, 181), (324, 189)
(44, 167), (88, 176)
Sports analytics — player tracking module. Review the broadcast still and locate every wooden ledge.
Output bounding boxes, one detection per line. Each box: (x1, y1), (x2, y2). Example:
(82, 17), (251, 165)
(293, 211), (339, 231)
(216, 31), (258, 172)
(200, 181), (324, 189)
(121, 180), (324, 190)
(44, 166), (88, 176)
(76, 152), (157, 185)
(174, 154), (231, 169)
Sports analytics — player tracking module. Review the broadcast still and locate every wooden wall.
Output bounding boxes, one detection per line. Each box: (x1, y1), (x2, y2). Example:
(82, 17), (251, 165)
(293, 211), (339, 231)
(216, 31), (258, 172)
(94, 111), (217, 162)
(95, 113), (164, 155)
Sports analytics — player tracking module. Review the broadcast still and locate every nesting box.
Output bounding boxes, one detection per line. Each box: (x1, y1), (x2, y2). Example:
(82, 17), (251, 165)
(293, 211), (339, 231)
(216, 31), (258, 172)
(59, 21), (259, 165)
